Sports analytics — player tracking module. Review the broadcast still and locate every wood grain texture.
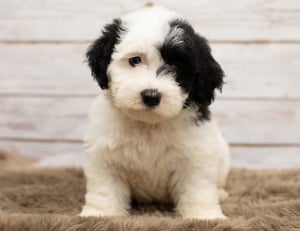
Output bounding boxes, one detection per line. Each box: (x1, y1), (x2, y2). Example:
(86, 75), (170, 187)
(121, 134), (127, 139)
(1, 0), (299, 168)
(231, 146), (300, 168)
(0, 97), (89, 141)
(211, 99), (300, 144)
(0, 0), (300, 41)
(0, 96), (299, 144)
(1, 43), (299, 98)
(0, 140), (84, 158)
(0, 44), (98, 96)
(1, 140), (299, 169)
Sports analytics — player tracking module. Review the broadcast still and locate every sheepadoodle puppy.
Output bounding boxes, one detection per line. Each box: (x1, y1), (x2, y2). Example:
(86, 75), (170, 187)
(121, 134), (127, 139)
(80, 6), (230, 219)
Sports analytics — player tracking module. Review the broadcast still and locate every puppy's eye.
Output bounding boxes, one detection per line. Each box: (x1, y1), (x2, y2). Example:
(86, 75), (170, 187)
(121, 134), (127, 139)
(128, 56), (142, 67)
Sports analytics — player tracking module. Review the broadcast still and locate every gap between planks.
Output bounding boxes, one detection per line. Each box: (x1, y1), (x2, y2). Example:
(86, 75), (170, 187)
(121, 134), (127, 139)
(1, 39), (300, 45)
(0, 93), (300, 102)
(1, 43), (299, 99)
(1, 137), (300, 147)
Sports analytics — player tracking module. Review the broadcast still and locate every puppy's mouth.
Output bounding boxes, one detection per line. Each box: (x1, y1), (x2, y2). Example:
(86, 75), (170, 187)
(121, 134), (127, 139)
(122, 107), (166, 124)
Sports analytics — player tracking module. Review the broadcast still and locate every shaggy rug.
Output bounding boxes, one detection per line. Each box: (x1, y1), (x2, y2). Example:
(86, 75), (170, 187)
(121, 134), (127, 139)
(0, 168), (299, 231)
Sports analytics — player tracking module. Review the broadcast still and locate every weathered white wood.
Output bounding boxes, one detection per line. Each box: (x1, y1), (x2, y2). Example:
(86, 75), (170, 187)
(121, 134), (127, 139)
(0, 97), (299, 144)
(1, 140), (299, 169)
(0, 140), (84, 158)
(213, 44), (300, 99)
(0, 44), (99, 95)
(211, 99), (300, 144)
(0, 96), (90, 141)
(31, 147), (300, 168)
(0, 0), (298, 170)
(231, 146), (300, 169)
(1, 44), (299, 98)
(0, 0), (300, 41)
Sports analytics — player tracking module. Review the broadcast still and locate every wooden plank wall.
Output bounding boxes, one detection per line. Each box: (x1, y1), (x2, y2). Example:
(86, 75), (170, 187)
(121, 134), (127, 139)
(0, 0), (299, 168)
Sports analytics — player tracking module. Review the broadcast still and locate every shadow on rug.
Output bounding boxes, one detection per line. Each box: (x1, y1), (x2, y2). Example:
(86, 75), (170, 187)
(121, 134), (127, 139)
(0, 168), (299, 231)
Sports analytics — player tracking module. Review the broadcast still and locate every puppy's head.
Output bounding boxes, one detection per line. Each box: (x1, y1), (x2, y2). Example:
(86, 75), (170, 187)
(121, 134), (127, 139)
(87, 6), (224, 124)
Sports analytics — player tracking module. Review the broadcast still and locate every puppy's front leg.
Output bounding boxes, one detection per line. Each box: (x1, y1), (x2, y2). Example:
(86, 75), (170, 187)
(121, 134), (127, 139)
(80, 162), (130, 217)
(174, 169), (226, 220)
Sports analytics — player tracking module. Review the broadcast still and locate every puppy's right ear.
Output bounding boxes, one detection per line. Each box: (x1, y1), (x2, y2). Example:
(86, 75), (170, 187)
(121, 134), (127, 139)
(86, 19), (124, 89)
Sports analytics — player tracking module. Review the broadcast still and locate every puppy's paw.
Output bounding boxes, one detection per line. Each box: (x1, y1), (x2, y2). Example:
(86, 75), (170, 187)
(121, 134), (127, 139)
(80, 206), (103, 217)
(179, 206), (227, 220)
(183, 212), (227, 220)
(80, 205), (128, 217)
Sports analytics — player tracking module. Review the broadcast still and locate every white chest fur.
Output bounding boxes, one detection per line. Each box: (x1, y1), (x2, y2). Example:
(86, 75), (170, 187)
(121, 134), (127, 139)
(84, 95), (230, 203)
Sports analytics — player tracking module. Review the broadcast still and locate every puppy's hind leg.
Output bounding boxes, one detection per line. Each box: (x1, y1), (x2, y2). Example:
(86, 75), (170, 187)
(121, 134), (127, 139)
(217, 172), (229, 202)
(217, 144), (230, 202)
(218, 188), (228, 202)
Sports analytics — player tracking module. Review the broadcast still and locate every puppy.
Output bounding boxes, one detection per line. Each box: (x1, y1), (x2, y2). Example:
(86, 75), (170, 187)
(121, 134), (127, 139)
(80, 6), (230, 220)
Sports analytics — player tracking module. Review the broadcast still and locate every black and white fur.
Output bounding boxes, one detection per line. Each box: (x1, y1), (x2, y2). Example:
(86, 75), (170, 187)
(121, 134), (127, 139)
(81, 6), (230, 219)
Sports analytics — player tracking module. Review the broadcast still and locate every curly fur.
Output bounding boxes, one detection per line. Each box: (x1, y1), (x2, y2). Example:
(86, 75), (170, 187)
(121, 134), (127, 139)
(81, 6), (230, 220)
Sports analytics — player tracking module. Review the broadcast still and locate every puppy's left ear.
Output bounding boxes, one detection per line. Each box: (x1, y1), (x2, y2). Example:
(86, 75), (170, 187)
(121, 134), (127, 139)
(191, 34), (224, 106)
(86, 19), (124, 89)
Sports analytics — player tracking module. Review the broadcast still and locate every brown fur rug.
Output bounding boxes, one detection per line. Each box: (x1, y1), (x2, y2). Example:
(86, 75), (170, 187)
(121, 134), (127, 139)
(0, 168), (299, 231)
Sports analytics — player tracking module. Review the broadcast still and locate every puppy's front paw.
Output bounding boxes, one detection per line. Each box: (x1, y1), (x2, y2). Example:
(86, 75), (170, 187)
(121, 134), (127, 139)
(80, 206), (104, 217)
(80, 205), (128, 217)
(182, 211), (227, 220)
(179, 206), (227, 220)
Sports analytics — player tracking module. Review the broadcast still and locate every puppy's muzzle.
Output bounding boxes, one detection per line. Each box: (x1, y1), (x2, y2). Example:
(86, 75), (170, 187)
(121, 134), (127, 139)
(141, 89), (161, 107)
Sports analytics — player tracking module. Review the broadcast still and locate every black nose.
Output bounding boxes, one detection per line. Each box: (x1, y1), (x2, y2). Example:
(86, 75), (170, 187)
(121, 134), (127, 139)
(141, 89), (161, 107)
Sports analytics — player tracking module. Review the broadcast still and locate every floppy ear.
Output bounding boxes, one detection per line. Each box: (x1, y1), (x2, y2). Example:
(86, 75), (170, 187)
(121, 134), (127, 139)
(86, 19), (123, 89)
(190, 34), (224, 106)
